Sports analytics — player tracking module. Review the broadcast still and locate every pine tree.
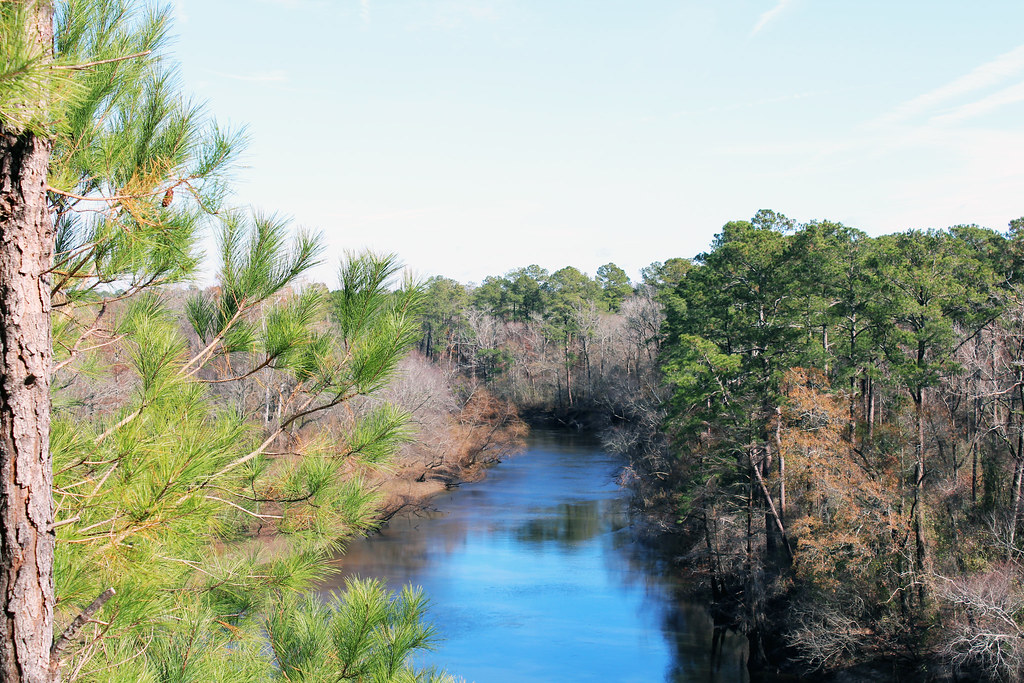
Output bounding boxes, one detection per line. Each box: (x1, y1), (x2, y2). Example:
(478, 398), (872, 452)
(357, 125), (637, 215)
(1, 2), (62, 679)
(3, 2), (450, 681)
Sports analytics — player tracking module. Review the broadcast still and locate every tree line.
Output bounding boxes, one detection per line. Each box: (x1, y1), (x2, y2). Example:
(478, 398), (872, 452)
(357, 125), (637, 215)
(659, 210), (1024, 679)
(415, 259), (683, 418)
(7, 1), (1024, 680)
(412, 209), (1024, 680)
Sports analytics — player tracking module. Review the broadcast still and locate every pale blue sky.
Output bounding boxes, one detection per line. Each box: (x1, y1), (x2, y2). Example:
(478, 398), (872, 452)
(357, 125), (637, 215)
(171, 1), (1024, 286)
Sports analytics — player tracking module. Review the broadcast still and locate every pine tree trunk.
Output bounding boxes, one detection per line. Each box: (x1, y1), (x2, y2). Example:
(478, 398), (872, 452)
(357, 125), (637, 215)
(760, 444), (778, 557)
(1010, 457), (1023, 552)
(972, 396), (980, 505)
(0, 94), (56, 683)
(867, 377), (875, 440)
(913, 388), (929, 607)
(563, 333), (573, 407)
(1013, 386), (1024, 549)
(774, 406), (785, 525)
(0, 3), (56, 680)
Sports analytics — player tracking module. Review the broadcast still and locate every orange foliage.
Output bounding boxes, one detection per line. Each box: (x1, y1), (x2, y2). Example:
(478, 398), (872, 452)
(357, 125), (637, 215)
(779, 368), (906, 592)
(448, 387), (527, 467)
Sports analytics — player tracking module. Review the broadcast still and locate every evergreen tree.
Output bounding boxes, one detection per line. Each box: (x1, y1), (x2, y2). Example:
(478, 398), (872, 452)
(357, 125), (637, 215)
(2, 2), (450, 681)
(595, 262), (631, 313)
(417, 276), (469, 363)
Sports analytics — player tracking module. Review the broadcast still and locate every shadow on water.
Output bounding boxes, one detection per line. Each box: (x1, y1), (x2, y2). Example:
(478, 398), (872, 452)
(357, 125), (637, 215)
(323, 429), (749, 682)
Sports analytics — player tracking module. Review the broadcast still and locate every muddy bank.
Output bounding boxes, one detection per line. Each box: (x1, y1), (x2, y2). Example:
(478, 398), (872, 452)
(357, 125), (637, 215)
(369, 456), (506, 521)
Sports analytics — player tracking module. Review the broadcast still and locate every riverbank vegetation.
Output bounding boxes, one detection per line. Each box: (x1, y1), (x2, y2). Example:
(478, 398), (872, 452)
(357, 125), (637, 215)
(412, 211), (1024, 681)
(658, 212), (1024, 680)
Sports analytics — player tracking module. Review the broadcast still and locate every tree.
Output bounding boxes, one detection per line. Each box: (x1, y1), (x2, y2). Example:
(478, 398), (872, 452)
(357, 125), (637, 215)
(641, 257), (691, 294)
(417, 276), (469, 364)
(264, 578), (454, 683)
(1, 2), (65, 678)
(3, 3), (447, 681)
(469, 266), (548, 323)
(469, 274), (509, 320)
(867, 229), (1003, 604)
(544, 267), (600, 406)
(595, 262), (631, 312)
(505, 265), (548, 321)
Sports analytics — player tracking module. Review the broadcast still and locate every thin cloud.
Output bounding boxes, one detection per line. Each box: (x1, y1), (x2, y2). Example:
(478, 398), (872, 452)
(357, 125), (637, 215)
(930, 79), (1024, 125)
(360, 0), (371, 25)
(873, 44), (1024, 127)
(751, 0), (796, 36)
(210, 69), (289, 83)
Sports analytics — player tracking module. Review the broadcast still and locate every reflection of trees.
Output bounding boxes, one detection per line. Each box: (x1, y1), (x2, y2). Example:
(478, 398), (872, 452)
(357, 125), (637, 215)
(513, 500), (619, 545)
(604, 521), (750, 682)
(662, 603), (748, 683)
(322, 511), (472, 592)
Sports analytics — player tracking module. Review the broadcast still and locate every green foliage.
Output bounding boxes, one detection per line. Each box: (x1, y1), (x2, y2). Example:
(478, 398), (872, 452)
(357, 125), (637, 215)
(46, 3), (244, 319)
(506, 265), (549, 321)
(37, 2), (440, 680)
(52, 206), (430, 681)
(658, 210), (1024, 674)
(1, 0), (77, 133)
(662, 216), (805, 432)
(641, 257), (691, 294)
(470, 275), (509, 319)
(347, 403), (414, 467)
(661, 333), (741, 437)
(867, 229), (1003, 396)
(264, 578), (455, 683)
(332, 252), (426, 395)
(469, 265), (548, 322)
(419, 276), (470, 360)
(595, 262), (631, 312)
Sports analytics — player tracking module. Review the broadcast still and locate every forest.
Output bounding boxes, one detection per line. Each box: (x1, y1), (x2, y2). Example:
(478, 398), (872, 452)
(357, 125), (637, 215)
(412, 210), (1024, 680)
(3, 1), (1024, 682)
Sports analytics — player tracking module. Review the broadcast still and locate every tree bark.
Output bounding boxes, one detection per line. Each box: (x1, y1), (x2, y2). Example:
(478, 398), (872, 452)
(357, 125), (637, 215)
(0, 3), (57, 680)
(912, 387), (929, 607)
(867, 376), (875, 440)
(774, 406), (785, 525)
(750, 447), (793, 562)
(563, 333), (573, 407)
(1013, 385), (1024, 550)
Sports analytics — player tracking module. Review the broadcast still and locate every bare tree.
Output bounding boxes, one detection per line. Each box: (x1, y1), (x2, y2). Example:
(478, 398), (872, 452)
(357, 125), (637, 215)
(938, 568), (1024, 681)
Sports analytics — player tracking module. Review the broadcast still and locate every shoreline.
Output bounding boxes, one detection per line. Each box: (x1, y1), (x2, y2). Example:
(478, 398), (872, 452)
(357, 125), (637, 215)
(369, 453), (509, 524)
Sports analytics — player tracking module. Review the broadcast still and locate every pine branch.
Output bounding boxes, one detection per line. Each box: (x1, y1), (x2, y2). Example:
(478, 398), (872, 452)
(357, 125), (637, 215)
(50, 50), (152, 71)
(49, 587), (116, 666)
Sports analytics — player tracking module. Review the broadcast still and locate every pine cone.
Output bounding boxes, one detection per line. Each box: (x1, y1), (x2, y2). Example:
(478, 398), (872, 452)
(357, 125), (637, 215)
(161, 188), (174, 207)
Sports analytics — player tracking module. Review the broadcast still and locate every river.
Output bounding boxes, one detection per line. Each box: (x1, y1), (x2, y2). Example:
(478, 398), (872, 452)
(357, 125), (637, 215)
(323, 429), (748, 682)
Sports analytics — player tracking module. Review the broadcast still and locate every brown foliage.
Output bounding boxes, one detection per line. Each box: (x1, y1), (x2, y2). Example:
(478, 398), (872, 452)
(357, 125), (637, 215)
(364, 355), (526, 515)
(780, 369), (905, 592)
(448, 385), (527, 467)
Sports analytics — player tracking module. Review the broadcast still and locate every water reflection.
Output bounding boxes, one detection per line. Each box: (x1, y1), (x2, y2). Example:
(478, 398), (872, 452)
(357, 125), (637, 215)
(324, 430), (748, 683)
(512, 500), (623, 545)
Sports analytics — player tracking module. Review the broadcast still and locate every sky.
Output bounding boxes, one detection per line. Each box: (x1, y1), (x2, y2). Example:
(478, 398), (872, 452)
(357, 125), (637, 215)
(168, 0), (1024, 287)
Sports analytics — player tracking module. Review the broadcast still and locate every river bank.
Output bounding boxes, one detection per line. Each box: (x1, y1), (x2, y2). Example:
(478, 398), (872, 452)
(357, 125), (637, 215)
(367, 373), (528, 521)
(369, 455), (498, 521)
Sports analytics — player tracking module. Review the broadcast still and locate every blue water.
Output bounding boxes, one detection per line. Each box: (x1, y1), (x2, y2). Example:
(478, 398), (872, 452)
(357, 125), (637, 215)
(325, 429), (748, 683)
